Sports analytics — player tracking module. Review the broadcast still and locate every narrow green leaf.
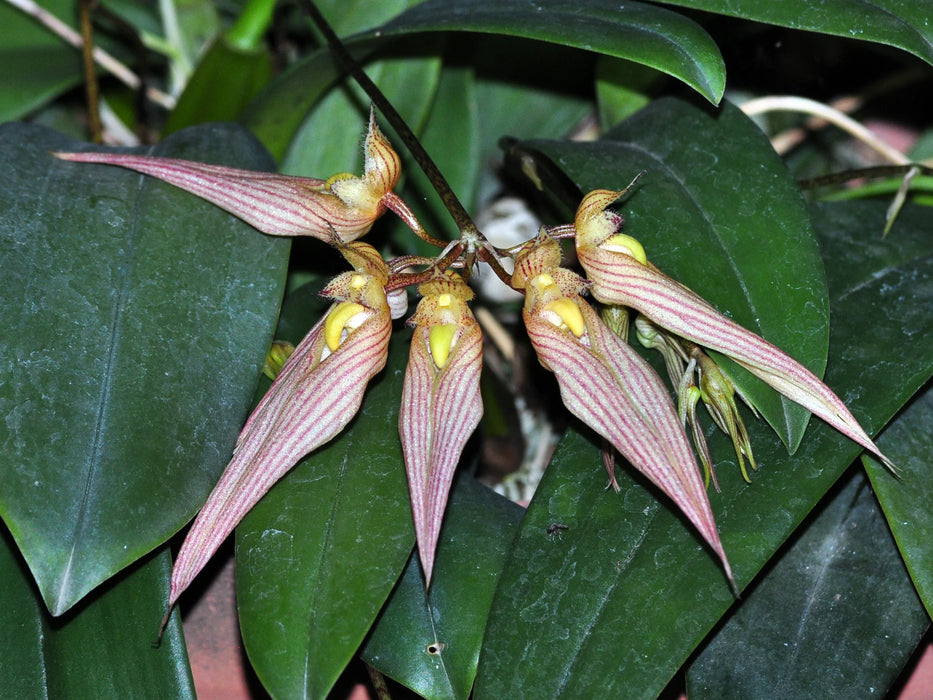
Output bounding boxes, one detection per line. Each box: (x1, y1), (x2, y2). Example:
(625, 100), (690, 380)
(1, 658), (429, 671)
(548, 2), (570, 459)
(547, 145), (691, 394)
(235, 285), (414, 699)
(362, 474), (524, 699)
(0, 526), (193, 698)
(517, 97), (827, 451)
(656, 0), (933, 67)
(474, 200), (933, 699)
(688, 470), (929, 698)
(0, 123), (289, 615)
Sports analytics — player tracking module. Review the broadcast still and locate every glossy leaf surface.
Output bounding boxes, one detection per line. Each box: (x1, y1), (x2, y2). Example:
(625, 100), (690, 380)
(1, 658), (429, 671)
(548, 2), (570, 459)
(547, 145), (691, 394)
(362, 475), (524, 699)
(0, 123), (289, 615)
(244, 0), (723, 160)
(1, 527), (193, 698)
(518, 97), (827, 451)
(235, 285), (414, 700)
(688, 470), (929, 697)
(382, 0), (725, 103)
(473, 199), (933, 699)
(658, 0), (933, 66)
(868, 384), (933, 620)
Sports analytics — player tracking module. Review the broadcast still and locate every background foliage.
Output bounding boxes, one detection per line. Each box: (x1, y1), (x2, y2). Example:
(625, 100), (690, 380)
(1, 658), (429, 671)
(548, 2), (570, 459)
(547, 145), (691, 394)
(1, 0), (931, 697)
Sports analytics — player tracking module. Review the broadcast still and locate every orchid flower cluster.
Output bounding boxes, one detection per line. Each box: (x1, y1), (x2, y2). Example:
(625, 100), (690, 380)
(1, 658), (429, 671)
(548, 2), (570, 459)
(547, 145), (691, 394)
(55, 111), (894, 608)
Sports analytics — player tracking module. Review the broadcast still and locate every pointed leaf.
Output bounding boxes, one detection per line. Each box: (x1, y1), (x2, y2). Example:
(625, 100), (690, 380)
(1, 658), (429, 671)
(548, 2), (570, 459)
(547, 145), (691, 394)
(867, 385), (933, 621)
(362, 475), (524, 699)
(687, 471), (929, 698)
(473, 200), (933, 699)
(0, 123), (289, 615)
(243, 0), (722, 160)
(1, 526), (193, 698)
(381, 0), (725, 103)
(656, 0), (933, 67)
(515, 96), (828, 451)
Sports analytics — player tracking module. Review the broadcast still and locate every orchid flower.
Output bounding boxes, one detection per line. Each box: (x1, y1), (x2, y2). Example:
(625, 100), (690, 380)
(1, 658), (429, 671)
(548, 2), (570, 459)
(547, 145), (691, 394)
(168, 241), (398, 607)
(399, 271), (483, 585)
(512, 233), (734, 583)
(574, 188), (895, 472)
(54, 111), (423, 243)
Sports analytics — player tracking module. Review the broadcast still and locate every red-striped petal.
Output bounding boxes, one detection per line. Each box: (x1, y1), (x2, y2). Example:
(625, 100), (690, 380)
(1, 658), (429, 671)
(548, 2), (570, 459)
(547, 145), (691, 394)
(579, 246), (894, 470)
(52, 152), (378, 241)
(169, 307), (391, 605)
(525, 301), (733, 582)
(399, 319), (483, 585)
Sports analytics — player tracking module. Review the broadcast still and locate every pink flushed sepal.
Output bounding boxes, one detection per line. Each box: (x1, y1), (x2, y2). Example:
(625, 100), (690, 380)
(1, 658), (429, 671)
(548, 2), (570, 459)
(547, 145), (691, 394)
(574, 188), (896, 472)
(53, 111), (405, 243)
(168, 241), (393, 607)
(514, 235), (734, 585)
(399, 272), (483, 586)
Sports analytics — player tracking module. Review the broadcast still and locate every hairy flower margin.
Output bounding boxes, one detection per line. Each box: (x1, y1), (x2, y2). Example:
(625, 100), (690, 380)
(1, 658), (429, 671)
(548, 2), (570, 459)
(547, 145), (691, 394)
(56, 115), (895, 616)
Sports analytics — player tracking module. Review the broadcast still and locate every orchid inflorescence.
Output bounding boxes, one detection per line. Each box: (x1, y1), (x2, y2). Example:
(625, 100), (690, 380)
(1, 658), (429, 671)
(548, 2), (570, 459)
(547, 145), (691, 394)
(55, 110), (894, 611)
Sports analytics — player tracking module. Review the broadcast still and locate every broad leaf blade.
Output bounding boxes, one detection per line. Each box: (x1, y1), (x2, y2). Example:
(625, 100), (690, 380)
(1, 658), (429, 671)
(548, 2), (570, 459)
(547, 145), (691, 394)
(518, 97), (827, 451)
(688, 470), (929, 697)
(243, 0), (724, 160)
(0, 123), (289, 615)
(657, 0), (933, 67)
(235, 286), (414, 700)
(1, 526), (193, 698)
(362, 474), (524, 699)
(381, 0), (725, 103)
(474, 200), (933, 698)
(868, 385), (933, 621)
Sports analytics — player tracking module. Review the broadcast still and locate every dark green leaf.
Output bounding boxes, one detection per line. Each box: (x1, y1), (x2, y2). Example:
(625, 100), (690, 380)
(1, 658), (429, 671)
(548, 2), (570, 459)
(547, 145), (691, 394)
(688, 470), (929, 698)
(868, 384), (933, 620)
(0, 525), (193, 698)
(362, 474), (524, 699)
(0, 123), (289, 615)
(235, 306), (414, 699)
(473, 200), (933, 699)
(846, 198), (933, 621)
(656, 0), (933, 67)
(243, 0), (724, 160)
(381, 0), (725, 103)
(517, 97), (827, 451)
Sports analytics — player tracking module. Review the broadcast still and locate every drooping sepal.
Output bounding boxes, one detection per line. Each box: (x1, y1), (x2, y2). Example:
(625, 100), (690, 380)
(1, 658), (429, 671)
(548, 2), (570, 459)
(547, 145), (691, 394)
(574, 188), (895, 472)
(513, 237), (734, 585)
(168, 242), (393, 606)
(53, 112), (406, 243)
(399, 272), (483, 586)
